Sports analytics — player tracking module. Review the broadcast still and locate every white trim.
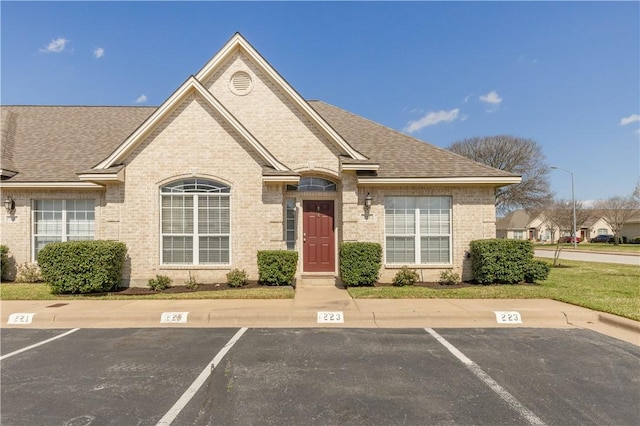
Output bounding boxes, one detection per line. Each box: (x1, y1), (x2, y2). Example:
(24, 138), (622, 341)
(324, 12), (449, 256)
(341, 163), (380, 171)
(78, 169), (125, 182)
(358, 176), (522, 186)
(1, 182), (103, 189)
(96, 77), (289, 172)
(195, 33), (368, 161)
(262, 176), (300, 184)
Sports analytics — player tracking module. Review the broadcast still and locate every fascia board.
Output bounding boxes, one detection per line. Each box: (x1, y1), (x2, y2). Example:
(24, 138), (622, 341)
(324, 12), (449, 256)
(78, 169), (124, 183)
(341, 164), (380, 171)
(0, 182), (104, 189)
(357, 177), (523, 186)
(195, 34), (368, 161)
(262, 176), (301, 184)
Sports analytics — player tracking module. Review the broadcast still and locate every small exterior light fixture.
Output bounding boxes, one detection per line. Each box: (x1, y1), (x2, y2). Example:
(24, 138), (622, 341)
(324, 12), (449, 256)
(364, 192), (372, 217)
(4, 195), (15, 214)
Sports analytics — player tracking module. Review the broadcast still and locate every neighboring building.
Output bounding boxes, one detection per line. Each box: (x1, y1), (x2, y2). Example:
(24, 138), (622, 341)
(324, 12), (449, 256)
(0, 33), (520, 286)
(497, 209), (615, 243)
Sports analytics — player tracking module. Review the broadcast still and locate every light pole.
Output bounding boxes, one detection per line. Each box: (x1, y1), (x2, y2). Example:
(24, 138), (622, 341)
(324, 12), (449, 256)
(551, 166), (577, 249)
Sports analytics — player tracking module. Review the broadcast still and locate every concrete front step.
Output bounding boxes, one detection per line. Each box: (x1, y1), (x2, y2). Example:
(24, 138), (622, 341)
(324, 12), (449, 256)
(298, 275), (339, 288)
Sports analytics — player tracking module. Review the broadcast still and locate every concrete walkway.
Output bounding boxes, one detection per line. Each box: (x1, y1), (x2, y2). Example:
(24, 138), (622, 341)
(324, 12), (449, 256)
(2, 284), (639, 346)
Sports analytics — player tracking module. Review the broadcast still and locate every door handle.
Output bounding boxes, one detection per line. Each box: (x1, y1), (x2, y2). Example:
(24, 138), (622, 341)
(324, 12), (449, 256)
(303, 232), (306, 243)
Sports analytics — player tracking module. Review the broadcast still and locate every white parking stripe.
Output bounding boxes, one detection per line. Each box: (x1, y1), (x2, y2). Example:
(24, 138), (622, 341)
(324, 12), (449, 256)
(425, 328), (546, 426)
(0, 328), (80, 361)
(156, 327), (248, 426)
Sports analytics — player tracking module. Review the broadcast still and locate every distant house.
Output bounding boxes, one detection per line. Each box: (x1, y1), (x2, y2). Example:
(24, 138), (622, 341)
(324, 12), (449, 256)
(0, 33), (520, 286)
(497, 209), (614, 243)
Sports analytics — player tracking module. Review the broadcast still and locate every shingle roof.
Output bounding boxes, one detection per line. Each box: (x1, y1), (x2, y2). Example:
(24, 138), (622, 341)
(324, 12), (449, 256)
(0, 106), (155, 182)
(308, 101), (517, 179)
(496, 210), (533, 230)
(1, 102), (516, 183)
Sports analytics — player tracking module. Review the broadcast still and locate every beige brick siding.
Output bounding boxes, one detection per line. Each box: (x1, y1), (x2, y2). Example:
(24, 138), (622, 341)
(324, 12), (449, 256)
(0, 189), (104, 281)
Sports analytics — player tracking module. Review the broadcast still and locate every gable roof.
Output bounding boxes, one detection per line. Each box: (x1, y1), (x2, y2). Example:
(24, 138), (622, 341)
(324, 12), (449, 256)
(194, 33), (368, 162)
(496, 210), (534, 230)
(1, 33), (520, 188)
(94, 76), (291, 173)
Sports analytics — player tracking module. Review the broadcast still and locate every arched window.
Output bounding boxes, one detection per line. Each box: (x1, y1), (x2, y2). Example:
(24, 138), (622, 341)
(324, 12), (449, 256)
(160, 178), (230, 265)
(287, 176), (337, 192)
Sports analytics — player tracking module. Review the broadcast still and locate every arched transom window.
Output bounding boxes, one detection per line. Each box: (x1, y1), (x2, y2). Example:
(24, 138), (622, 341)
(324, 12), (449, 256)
(160, 178), (230, 265)
(287, 176), (337, 192)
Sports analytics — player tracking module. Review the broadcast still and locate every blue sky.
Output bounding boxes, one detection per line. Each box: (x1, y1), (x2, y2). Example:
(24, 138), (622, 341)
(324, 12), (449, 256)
(2, 1), (639, 204)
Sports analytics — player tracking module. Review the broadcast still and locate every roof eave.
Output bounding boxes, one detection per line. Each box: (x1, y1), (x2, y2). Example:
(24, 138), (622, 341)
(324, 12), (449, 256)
(357, 176), (522, 186)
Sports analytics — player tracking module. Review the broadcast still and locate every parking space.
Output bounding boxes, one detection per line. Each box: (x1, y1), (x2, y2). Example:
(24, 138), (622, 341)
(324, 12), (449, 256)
(1, 328), (638, 426)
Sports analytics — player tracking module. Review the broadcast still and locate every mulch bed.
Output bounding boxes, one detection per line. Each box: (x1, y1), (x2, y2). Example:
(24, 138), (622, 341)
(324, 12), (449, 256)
(111, 280), (477, 295)
(114, 280), (267, 295)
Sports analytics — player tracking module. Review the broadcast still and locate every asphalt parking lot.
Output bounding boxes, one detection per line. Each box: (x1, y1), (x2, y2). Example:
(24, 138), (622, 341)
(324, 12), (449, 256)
(1, 328), (638, 426)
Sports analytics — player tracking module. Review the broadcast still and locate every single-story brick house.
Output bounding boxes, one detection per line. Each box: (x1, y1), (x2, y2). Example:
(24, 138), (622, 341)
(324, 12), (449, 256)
(0, 33), (520, 286)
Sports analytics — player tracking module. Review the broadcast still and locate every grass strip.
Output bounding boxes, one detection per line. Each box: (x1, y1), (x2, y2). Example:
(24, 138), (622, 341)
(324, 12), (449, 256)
(348, 259), (640, 321)
(0, 284), (294, 300)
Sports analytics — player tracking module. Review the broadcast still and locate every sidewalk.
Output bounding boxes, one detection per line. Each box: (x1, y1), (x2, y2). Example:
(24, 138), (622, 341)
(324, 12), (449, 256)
(2, 285), (639, 346)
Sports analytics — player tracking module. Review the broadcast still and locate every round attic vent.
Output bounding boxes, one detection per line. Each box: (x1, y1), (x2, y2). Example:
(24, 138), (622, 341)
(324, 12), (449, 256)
(229, 71), (253, 95)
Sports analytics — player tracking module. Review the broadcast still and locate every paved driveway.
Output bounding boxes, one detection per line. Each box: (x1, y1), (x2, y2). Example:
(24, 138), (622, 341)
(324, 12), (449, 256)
(2, 328), (638, 425)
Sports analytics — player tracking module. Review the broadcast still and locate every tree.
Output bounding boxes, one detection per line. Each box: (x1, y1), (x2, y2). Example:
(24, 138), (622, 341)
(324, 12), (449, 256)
(538, 198), (591, 265)
(593, 195), (639, 245)
(448, 135), (552, 214)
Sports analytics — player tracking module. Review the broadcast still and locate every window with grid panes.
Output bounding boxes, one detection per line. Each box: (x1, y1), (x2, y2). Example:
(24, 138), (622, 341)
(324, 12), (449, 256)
(384, 196), (451, 264)
(32, 199), (95, 260)
(160, 179), (230, 265)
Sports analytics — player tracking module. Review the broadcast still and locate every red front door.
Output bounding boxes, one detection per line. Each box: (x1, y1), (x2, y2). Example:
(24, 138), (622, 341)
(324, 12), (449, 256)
(303, 200), (335, 272)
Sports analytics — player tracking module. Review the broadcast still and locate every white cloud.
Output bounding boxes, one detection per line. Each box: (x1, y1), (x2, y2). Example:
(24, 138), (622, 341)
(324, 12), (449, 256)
(40, 37), (69, 53)
(479, 90), (503, 105)
(620, 114), (640, 126)
(93, 47), (105, 58)
(134, 94), (147, 104)
(404, 109), (460, 133)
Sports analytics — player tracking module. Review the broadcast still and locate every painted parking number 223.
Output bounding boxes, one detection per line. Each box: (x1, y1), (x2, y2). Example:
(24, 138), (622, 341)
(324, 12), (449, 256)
(494, 311), (522, 324)
(317, 311), (344, 323)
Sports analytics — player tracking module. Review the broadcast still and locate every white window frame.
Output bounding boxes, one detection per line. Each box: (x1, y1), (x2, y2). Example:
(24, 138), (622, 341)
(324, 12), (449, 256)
(284, 198), (297, 250)
(513, 230), (525, 240)
(160, 179), (231, 266)
(384, 196), (452, 265)
(32, 199), (95, 261)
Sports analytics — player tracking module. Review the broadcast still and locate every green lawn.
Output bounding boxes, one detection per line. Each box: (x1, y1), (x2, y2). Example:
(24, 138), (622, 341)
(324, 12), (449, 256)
(348, 259), (640, 321)
(535, 243), (640, 253)
(0, 284), (294, 300)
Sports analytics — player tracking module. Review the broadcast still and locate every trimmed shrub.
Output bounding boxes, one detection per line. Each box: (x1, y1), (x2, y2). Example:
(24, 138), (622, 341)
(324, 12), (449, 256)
(438, 270), (461, 285)
(148, 275), (172, 291)
(227, 268), (248, 288)
(257, 251), (298, 286)
(339, 242), (382, 287)
(470, 239), (539, 284)
(392, 266), (419, 287)
(37, 240), (127, 294)
(631, 237), (640, 245)
(0, 245), (8, 280)
(15, 263), (43, 283)
(524, 260), (552, 283)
